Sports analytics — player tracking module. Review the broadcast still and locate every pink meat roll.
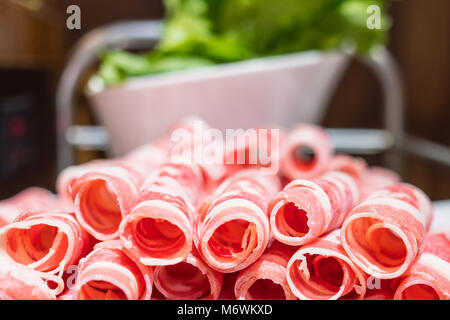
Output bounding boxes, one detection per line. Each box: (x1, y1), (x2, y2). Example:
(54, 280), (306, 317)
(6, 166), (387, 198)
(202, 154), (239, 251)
(269, 171), (359, 246)
(122, 143), (167, 176)
(120, 163), (203, 266)
(328, 156), (401, 201)
(0, 203), (21, 228)
(0, 187), (65, 226)
(394, 233), (450, 300)
(70, 162), (143, 240)
(195, 169), (280, 273)
(153, 249), (223, 300)
(281, 124), (332, 180)
(57, 144), (164, 205)
(328, 155), (368, 184)
(341, 183), (433, 279)
(234, 242), (297, 300)
(0, 260), (59, 300)
(286, 229), (367, 300)
(73, 240), (153, 300)
(360, 166), (401, 201)
(224, 127), (286, 176)
(167, 118), (227, 189)
(56, 159), (113, 204)
(0, 211), (93, 294)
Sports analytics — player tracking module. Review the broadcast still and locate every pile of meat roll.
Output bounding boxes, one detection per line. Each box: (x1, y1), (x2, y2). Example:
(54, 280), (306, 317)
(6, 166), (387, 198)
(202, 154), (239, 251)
(0, 118), (448, 300)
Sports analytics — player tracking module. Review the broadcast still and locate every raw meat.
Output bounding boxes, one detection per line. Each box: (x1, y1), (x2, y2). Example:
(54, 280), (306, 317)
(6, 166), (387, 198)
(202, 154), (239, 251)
(234, 242), (297, 300)
(0, 211), (93, 294)
(2, 118), (447, 301)
(73, 240), (153, 300)
(71, 162), (143, 240)
(360, 167), (401, 201)
(153, 249), (223, 300)
(281, 124), (332, 180)
(269, 171), (359, 246)
(328, 155), (367, 185)
(224, 127), (286, 176)
(168, 117), (226, 183)
(0, 187), (64, 226)
(341, 183), (433, 279)
(56, 159), (113, 203)
(57, 146), (165, 204)
(394, 233), (450, 300)
(195, 169), (280, 273)
(122, 143), (167, 176)
(0, 260), (57, 300)
(286, 229), (367, 300)
(120, 163), (203, 266)
(328, 156), (400, 201)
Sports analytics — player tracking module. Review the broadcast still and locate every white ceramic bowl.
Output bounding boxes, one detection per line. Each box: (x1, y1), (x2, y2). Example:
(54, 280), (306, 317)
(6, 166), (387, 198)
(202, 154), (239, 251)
(86, 51), (350, 156)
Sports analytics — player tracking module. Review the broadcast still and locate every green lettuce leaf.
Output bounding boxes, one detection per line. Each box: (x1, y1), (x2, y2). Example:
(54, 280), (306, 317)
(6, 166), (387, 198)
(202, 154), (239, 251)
(98, 0), (389, 86)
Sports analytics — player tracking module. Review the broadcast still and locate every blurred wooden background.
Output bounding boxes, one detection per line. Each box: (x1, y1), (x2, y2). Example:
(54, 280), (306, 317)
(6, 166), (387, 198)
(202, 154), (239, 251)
(0, 0), (449, 199)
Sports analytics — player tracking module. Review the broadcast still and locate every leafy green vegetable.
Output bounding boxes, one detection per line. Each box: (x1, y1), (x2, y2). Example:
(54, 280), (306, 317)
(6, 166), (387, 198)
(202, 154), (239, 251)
(98, 0), (389, 86)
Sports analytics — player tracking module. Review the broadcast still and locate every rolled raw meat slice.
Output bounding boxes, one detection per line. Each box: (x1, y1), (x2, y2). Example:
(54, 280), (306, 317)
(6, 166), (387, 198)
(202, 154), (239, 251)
(122, 143), (167, 176)
(0, 203), (20, 228)
(269, 171), (359, 246)
(73, 240), (153, 300)
(224, 127), (286, 176)
(71, 162), (143, 240)
(120, 163), (203, 266)
(234, 242), (297, 300)
(328, 155), (368, 184)
(328, 156), (400, 201)
(360, 167), (401, 201)
(56, 159), (113, 203)
(0, 260), (58, 300)
(341, 183), (433, 279)
(281, 124), (332, 180)
(57, 149), (162, 205)
(0, 211), (93, 295)
(196, 169), (280, 273)
(286, 230), (367, 300)
(394, 233), (450, 300)
(153, 249), (223, 300)
(0, 187), (64, 226)
(168, 117), (226, 188)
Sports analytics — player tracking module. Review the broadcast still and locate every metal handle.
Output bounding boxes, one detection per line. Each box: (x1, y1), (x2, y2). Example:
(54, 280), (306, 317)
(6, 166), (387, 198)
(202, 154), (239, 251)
(357, 46), (405, 172)
(360, 46), (450, 168)
(362, 46), (405, 147)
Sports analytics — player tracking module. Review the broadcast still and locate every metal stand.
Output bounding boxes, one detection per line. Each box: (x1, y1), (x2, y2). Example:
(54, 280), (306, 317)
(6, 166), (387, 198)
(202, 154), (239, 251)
(55, 20), (450, 172)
